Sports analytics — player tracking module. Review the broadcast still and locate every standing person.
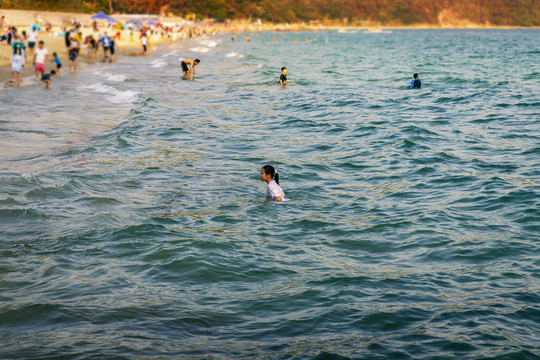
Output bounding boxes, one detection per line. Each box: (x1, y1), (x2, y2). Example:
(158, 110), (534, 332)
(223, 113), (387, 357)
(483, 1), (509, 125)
(7, 26), (16, 45)
(33, 40), (48, 81)
(141, 33), (148, 55)
(180, 58), (200, 80)
(100, 32), (111, 61)
(279, 67), (288, 85)
(27, 27), (38, 57)
(89, 35), (98, 64)
(74, 32), (82, 55)
(64, 30), (71, 55)
(52, 52), (62, 76)
(70, 36), (79, 56)
(109, 38), (116, 62)
(260, 165), (286, 201)
(0, 16), (5, 35)
(114, 22), (122, 40)
(11, 34), (26, 51)
(408, 73), (422, 89)
(68, 48), (77, 72)
(10, 41), (25, 87)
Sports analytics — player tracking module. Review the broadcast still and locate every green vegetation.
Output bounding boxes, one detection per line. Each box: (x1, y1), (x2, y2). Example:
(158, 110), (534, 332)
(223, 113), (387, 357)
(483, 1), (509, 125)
(3, 0), (539, 26)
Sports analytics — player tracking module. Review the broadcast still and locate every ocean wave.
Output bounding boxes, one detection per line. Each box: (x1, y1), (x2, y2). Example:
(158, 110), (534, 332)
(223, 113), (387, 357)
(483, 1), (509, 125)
(199, 40), (218, 48)
(151, 60), (167, 68)
(84, 83), (140, 104)
(190, 47), (210, 53)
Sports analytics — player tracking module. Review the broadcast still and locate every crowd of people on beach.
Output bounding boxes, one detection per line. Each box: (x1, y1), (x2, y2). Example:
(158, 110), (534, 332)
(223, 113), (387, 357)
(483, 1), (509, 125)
(1, 13), (220, 88)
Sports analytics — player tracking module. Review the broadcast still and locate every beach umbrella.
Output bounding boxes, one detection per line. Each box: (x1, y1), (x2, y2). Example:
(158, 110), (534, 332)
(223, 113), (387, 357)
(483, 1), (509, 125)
(147, 20), (157, 25)
(155, 23), (164, 28)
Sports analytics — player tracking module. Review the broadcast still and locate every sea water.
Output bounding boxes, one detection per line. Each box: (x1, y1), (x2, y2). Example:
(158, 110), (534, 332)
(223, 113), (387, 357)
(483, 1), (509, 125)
(0, 30), (539, 359)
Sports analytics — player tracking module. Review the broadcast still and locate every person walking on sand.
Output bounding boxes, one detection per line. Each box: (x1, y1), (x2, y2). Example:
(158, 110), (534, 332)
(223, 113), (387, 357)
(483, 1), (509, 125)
(181, 58), (200, 80)
(33, 40), (48, 81)
(27, 27), (38, 57)
(10, 41), (25, 87)
(0, 16), (5, 35)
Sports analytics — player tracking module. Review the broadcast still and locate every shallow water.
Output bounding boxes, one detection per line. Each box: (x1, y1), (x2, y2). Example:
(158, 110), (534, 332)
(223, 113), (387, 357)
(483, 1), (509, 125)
(1, 30), (539, 359)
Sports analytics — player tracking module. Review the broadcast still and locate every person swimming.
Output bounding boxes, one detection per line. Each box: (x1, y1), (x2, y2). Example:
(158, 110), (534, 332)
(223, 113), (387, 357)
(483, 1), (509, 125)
(408, 73), (421, 89)
(279, 67), (287, 85)
(260, 165), (286, 201)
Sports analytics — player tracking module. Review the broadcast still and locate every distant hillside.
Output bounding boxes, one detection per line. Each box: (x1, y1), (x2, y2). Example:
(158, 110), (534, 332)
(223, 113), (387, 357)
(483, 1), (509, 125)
(4, 0), (540, 26)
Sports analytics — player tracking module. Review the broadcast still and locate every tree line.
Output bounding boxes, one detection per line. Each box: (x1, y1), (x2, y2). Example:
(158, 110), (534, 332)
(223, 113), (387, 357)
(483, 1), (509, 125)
(4, 0), (539, 26)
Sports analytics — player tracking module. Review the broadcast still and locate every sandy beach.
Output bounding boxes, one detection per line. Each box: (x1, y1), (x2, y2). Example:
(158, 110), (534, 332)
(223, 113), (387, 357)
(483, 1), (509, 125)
(0, 9), (185, 85)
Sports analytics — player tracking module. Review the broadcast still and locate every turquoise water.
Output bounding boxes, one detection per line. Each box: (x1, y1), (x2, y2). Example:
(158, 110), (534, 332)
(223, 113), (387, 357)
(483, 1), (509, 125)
(1, 30), (539, 359)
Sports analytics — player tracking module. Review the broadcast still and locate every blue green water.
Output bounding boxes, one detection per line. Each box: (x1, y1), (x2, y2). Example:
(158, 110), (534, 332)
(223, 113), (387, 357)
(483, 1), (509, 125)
(1, 30), (539, 359)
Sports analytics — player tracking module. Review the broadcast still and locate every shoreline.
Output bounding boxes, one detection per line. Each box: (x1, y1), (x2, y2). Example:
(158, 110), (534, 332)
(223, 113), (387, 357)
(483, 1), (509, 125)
(1, 9), (538, 85)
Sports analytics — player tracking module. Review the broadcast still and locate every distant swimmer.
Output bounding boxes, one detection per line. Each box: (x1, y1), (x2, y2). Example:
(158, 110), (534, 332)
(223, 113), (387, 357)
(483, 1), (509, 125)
(279, 67), (288, 85)
(231, 34), (235, 41)
(260, 165), (286, 201)
(246, 35), (250, 42)
(408, 73), (421, 89)
(181, 58), (200, 80)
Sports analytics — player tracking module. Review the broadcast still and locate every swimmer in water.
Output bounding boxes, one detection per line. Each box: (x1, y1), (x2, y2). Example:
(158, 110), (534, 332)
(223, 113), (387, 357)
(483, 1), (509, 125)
(181, 58), (200, 80)
(260, 165), (285, 201)
(279, 67), (287, 85)
(408, 73), (421, 89)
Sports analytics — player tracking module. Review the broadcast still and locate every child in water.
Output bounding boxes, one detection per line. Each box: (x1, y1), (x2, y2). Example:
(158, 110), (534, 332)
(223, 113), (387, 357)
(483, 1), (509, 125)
(279, 67), (287, 85)
(408, 73), (421, 89)
(260, 165), (286, 201)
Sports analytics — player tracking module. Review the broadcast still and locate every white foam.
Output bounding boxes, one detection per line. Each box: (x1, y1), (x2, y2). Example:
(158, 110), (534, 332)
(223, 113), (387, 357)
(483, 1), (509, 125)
(84, 82), (140, 104)
(199, 40), (218, 47)
(225, 52), (238, 58)
(110, 90), (140, 104)
(86, 82), (116, 94)
(151, 60), (167, 68)
(190, 47), (210, 53)
(100, 72), (130, 82)
(161, 51), (178, 58)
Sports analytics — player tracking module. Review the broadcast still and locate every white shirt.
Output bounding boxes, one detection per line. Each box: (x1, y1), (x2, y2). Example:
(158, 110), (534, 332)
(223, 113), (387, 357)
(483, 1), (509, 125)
(266, 180), (285, 200)
(28, 30), (38, 42)
(34, 47), (48, 64)
(142, 37), (147, 45)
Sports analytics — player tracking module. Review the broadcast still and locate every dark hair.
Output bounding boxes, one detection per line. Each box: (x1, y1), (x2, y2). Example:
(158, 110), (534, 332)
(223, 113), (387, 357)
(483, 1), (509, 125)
(282, 67), (286, 71)
(194, 59), (200, 63)
(413, 73), (419, 79)
(53, 52), (57, 56)
(38, 40), (44, 45)
(262, 165), (279, 185)
(12, 43), (23, 56)
(50, 70), (56, 75)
